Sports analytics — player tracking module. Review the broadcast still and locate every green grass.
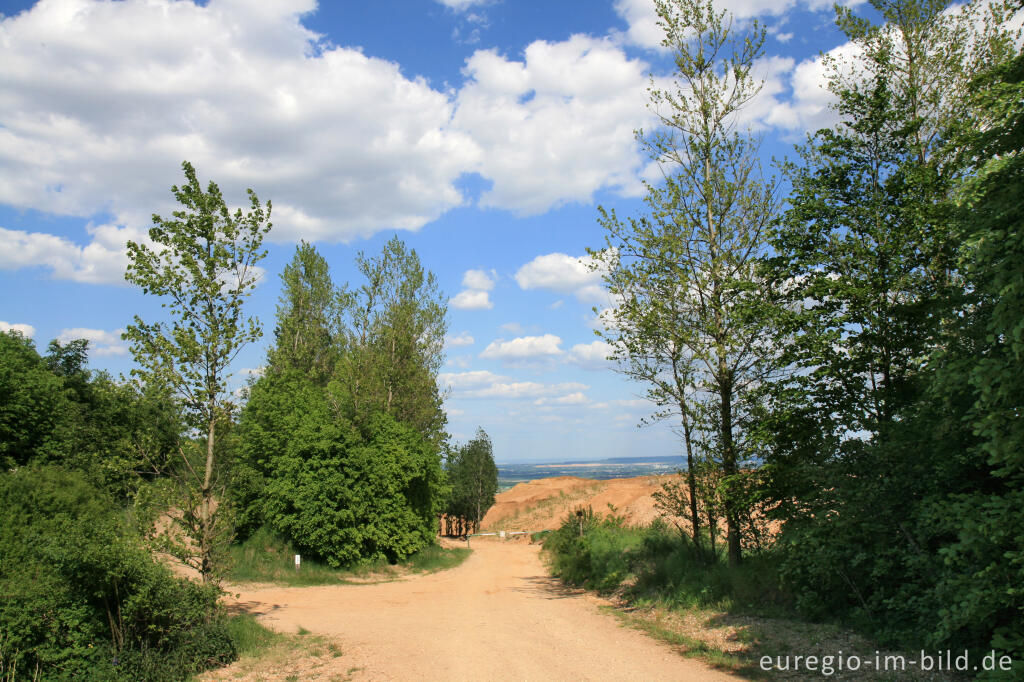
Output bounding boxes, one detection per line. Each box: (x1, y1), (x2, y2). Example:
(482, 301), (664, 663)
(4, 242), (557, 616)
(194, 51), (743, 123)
(225, 613), (287, 658)
(226, 527), (471, 586)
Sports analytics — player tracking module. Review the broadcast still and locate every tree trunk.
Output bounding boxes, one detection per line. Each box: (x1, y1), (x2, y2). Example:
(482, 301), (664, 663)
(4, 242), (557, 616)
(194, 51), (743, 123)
(719, 376), (741, 567)
(200, 412), (216, 582)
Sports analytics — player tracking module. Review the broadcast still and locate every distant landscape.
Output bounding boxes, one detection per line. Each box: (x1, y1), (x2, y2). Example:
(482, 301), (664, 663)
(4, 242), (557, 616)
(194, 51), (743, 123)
(497, 456), (681, 489)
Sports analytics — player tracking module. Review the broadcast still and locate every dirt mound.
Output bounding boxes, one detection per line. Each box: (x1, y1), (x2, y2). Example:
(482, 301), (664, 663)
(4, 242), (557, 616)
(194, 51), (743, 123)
(482, 474), (679, 532)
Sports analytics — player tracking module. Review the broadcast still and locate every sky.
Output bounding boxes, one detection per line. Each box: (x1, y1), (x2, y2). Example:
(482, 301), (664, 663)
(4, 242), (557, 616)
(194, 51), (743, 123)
(0, 0), (865, 463)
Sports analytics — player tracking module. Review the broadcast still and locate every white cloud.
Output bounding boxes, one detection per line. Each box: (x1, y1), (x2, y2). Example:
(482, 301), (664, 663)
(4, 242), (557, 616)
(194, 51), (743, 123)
(462, 268), (496, 291)
(0, 321), (36, 337)
(450, 289), (493, 310)
(514, 252), (609, 303)
(480, 334), (563, 361)
(499, 322), (526, 335)
(535, 391), (590, 406)
(775, 32), (794, 43)
(451, 268), (497, 310)
(440, 369), (588, 400)
(438, 370), (508, 390)
(466, 380), (588, 399)
(0, 223), (148, 285)
(436, 0), (489, 9)
(57, 327), (127, 356)
(446, 331), (476, 347)
(568, 340), (614, 369)
(0, 0), (478, 244)
(613, 0), (866, 50)
(452, 36), (654, 213)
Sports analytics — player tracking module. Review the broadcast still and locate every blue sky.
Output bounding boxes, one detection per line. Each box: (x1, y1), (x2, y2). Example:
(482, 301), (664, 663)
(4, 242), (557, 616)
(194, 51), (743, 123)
(0, 0), (862, 462)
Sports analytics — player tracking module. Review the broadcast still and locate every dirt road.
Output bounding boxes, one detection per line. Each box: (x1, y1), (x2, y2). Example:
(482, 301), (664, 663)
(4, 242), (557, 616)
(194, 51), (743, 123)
(224, 540), (738, 681)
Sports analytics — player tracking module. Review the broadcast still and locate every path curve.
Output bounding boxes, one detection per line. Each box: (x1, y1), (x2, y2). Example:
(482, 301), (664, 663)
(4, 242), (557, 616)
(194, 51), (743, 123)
(225, 540), (738, 681)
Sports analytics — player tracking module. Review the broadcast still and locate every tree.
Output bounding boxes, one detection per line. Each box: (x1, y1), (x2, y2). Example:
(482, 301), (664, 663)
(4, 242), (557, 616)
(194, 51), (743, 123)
(124, 161), (271, 582)
(444, 429), (499, 535)
(0, 331), (67, 469)
(335, 236), (448, 446)
(757, 0), (1021, 653)
(268, 240), (342, 383)
(594, 0), (781, 566)
(237, 240), (450, 563)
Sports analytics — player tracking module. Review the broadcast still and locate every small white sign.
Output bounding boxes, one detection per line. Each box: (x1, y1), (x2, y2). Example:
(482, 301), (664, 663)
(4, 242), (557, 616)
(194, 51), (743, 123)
(295, 554), (301, 568)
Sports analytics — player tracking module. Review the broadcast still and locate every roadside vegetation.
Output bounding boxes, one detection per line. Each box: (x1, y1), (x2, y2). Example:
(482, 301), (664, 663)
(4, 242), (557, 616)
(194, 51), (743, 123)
(227, 527), (469, 586)
(0, 164), (482, 679)
(578, 0), (1024, 677)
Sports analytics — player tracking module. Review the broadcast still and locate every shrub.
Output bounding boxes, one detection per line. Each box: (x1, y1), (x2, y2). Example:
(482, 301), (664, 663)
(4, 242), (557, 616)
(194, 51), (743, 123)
(0, 467), (235, 680)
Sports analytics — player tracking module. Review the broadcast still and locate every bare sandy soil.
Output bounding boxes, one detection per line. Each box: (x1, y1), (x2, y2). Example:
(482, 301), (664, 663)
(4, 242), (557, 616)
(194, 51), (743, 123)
(481, 475), (678, 532)
(210, 539), (738, 681)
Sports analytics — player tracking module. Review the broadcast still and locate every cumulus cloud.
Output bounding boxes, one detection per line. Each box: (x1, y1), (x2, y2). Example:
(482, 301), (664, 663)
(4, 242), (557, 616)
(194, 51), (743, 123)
(0, 224), (147, 285)
(446, 331), (476, 348)
(568, 340), (614, 369)
(450, 289), (493, 310)
(535, 391), (590, 406)
(438, 370), (508, 390)
(514, 252), (609, 303)
(450, 268), (497, 310)
(613, 0), (866, 49)
(0, 0), (478, 246)
(436, 0), (489, 9)
(57, 327), (127, 356)
(462, 268), (496, 291)
(0, 321), (36, 337)
(480, 334), (563, 361)
(466, 380), (588, 399)
(439, 369), (587, 400)
(452, 36), (654, 213)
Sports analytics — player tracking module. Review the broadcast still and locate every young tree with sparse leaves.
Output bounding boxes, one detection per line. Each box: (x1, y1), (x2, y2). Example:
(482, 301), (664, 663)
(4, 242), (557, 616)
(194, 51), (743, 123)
(124, 161), (271, 583)
(594, 0), (782, 566)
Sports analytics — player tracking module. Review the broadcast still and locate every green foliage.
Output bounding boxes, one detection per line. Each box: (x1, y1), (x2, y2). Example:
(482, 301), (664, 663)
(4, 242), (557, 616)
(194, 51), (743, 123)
(544, 514), (785, 612)
(756, 0), (1023, 670)
(0, 467), (234, 681)
(444, 428), (498, 534)
(242, 372), (445, 567)
(226, 526), (468, 585)
(0, 331), (183, 501)
(124, 160), (271, 583)
(335, 236), (448, 446)
(0, 332), (67, 469)
(593, 0), (783, 567)
(235, 239), (449, 567)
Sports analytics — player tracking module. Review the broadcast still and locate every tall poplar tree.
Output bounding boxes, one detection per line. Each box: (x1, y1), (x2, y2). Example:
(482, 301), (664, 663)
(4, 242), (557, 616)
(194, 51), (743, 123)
(595, 0), (781, 566)
(125, 161), (270, 582)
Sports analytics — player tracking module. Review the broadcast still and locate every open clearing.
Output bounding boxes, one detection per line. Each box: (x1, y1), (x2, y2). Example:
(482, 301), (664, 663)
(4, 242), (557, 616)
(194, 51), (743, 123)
(206, 539), (738, 681)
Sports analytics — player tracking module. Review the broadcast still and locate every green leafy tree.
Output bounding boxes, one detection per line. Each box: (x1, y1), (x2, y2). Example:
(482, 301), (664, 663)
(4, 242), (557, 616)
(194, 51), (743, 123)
(445, 429), (499, 534)
(0, 466), (235, 680)
(759, 0), (1020, 652)
(268, 240), (342, 383)
(238, 240), (449, 563)
(0, 331), (67, 469)
(594, 0), (781, 566)
(124, 161), (271, 582)
(336, 236), (448, 446)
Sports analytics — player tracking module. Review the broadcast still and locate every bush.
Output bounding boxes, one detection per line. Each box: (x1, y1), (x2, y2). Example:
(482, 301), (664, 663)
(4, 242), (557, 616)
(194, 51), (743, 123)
(544, 512), (789, 613)
(0, 467), (235, 680)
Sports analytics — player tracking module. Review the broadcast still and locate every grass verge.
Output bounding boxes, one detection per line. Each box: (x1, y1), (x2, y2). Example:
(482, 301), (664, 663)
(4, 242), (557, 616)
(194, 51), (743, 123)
(196, 614), (345, 681)
(542, 515), (960, 681)
(226, 527), (470, 586)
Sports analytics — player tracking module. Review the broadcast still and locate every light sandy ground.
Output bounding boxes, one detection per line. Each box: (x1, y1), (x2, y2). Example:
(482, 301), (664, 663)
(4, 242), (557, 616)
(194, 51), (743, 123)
(216, 539), (738, 681)
(481, 475), (678, 531)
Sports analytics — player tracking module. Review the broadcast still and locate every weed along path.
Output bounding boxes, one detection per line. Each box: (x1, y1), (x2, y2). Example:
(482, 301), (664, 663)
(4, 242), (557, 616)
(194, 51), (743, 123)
(219, 539), (739, 681)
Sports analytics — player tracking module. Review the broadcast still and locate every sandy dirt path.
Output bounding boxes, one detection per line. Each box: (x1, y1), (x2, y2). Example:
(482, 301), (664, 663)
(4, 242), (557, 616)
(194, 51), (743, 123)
(224, 540), (738, 681)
